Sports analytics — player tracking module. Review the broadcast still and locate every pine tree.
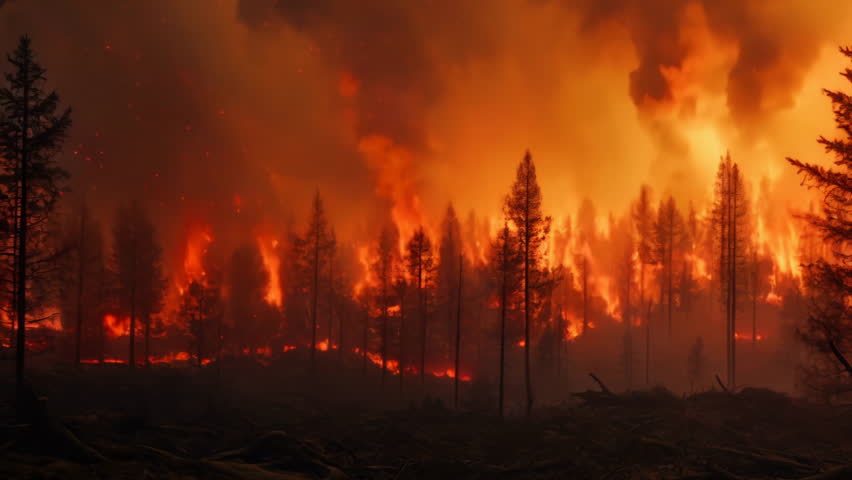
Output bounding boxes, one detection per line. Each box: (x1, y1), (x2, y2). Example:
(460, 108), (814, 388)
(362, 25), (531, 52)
(490, 221), (520, 417)
(632, 185), (655, 384)
(296, 191), (335, 371)
(653, 196), (683, 338)
(393, 265), (408, 393)
(787, 46), (852, 381)
(0, 35), (71, 405)
(405, 227), (434, 387)
(504, 151), (551, 417)
(112, 202), (165, 368)
(226, 243), (269, 355)
(711, 152), (750, 388)
(438, 204), (461, 359)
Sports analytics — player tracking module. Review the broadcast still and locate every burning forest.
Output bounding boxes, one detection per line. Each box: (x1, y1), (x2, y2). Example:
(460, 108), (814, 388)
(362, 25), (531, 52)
(0, 1), (851, 479)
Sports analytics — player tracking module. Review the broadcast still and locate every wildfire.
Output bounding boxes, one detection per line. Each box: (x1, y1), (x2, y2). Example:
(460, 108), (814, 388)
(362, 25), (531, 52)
(366, 351), (400, 375)
(734, 332), (765, 341)
(317, 338), (329, 351)
(431, 368), (472, 382)
(150, 351), (191, 363)
(257, 237), (282, 307)
(104, 314), (128, 338)
(561, 311), (583, 342)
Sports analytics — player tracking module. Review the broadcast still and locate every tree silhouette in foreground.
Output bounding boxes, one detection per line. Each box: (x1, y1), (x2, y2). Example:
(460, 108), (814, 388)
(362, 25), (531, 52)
(653, 196), (683, 339)
(0, 35), (71, 413)
(505, 151), (550, 418)
(405, 227), (434, 388)
(787, 46), (852, 384)
(295, 191), (335, 372)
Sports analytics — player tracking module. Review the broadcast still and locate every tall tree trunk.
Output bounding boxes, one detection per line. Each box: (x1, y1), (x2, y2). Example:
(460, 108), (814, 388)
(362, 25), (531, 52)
(311, 230), (319, 372)
(15, 71), (30, 406)
(399, 291), (405, 394)
(524, 171), (533, 418)
(667, 220), (673, 338)
(75, 206), (86, 365)
(328, 260), (334, 354)
(625, 268), (632, 389)
(641, 263), (649, 385)
(645, 301), (651, 385)
(129, 282), (136, 369)
(338, 301), (345, 368)
(454, 255), (463, 409)
(752, 250), (757, 345)
(418, 260), (426, 388)
(129, 233), (138, 369)
(582, 257), (588, 334)
(144, 314), (151, 368)
(730, 173), (738, 389)
(499, 245), (508, 418)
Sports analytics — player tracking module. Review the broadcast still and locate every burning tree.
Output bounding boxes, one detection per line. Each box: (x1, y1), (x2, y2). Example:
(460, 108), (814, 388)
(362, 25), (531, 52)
(710, 152), (751, 389)
(490, 221), (520, 417)
(0, 35), (71, 407)
(438, 204), (462, 361)
(112, 201), (166, 368)
(787, 46), (852, 388)
(504, 150), (551, 417)
(405, 226), (434, 387)
(179, 279), (223, 367)
(653, 195), (684, 339)
(632, 185), (655, 384)
(293, 191), (335, 371)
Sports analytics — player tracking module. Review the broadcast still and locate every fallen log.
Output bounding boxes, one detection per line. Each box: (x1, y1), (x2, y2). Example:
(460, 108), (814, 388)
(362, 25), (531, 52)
(715, 374), (729, 392)
(828, 340), (852, 377)
(589, 373), (612, 395)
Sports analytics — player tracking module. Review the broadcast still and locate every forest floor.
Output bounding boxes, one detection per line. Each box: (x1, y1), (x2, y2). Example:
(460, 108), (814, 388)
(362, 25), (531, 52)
(1, 354), (851, 479)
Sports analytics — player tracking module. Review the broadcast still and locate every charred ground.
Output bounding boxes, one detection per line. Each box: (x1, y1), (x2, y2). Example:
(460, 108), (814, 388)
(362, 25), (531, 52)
(2, 353), (851, 480)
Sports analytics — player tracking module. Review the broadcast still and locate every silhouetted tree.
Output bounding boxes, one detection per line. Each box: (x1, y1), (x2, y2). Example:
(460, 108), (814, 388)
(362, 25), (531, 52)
(438, 204), (461, 359)
(405, 226), (434, 387)
(112, 202), (165, 368)
(490, 221), (520, 417)
(294, 191), (335, 371)
(787, 46), (852, 383)
(614, 215), (635, 389)
(393, 265), (408, 393)
(711, 152), (750, 388)
(632, 185), (655, 384)
(453, 253), (464, 409)
(505, 151), (551, 417)
(653, 196), (684, 338)
(180, 278), (223, 367)
(0, 35), (71, 404)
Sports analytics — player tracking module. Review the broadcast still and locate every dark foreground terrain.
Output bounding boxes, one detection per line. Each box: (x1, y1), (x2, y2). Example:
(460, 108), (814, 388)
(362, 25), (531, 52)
(1, 355), (851, 479)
